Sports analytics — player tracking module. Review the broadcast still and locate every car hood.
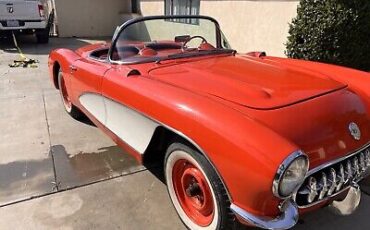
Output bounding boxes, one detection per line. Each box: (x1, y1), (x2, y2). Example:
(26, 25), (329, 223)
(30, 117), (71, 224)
(148, 55), (346, 110)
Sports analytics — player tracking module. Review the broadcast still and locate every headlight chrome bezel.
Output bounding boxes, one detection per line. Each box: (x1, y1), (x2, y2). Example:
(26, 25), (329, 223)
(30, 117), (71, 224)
(273, 150), (309, 199)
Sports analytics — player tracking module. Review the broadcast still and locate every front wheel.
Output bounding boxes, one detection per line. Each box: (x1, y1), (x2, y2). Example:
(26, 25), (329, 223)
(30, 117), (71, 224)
(57, 70), (83, 119)
(165, 142), (239, 230)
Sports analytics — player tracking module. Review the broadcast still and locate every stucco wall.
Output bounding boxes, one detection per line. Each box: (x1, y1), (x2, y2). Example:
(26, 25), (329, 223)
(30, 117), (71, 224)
(139, 0), (299, 57)
(55, 0), (131, 37)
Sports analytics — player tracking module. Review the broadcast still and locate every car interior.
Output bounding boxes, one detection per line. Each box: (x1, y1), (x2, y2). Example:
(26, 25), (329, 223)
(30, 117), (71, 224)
(89, 37), (216, 63)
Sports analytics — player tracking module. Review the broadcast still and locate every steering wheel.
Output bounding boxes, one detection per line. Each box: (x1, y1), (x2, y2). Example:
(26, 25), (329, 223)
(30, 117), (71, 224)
(181, 35), (208, 51)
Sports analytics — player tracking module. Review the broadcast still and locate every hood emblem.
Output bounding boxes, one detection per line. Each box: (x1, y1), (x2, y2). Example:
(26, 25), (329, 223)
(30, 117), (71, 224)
(7, 6), (14, 14)
(349, 122), (361, 140)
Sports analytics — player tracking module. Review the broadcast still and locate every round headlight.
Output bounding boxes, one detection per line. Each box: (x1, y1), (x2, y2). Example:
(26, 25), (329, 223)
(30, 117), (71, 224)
(273, 151), (309, 198)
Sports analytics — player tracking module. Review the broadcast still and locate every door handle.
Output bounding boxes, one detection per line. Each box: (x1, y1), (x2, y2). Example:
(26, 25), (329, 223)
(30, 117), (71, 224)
(69, 65), (77, 72)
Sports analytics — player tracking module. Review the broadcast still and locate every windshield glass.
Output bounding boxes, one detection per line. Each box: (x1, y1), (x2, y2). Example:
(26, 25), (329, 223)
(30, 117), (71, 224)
(110, 16), (232, 63)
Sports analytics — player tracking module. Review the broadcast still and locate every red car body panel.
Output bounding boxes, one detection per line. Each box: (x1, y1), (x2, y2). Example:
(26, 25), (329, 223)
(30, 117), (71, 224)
(148, 55), (346, 109)
(48, 37), (370, 220)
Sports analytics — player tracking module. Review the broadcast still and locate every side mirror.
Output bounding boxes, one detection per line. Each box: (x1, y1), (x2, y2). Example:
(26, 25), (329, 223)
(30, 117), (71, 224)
(175, 35), (191, 43)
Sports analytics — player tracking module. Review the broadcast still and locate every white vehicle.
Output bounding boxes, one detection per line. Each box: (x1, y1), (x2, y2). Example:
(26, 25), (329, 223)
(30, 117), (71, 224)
(0, 0), (52, 43)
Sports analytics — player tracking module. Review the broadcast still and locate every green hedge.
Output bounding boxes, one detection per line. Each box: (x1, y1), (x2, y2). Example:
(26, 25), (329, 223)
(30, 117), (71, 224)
(286, 0), (370, 71)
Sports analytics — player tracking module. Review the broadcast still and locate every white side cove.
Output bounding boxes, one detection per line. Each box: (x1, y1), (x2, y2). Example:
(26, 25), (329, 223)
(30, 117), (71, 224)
(79, 93), (106, 123)
(79, 93), (159, 154)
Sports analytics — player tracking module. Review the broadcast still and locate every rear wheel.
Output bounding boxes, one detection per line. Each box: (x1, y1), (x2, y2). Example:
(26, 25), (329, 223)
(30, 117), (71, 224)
(165, 142), (239, 230)
(58, 70), (82, 119)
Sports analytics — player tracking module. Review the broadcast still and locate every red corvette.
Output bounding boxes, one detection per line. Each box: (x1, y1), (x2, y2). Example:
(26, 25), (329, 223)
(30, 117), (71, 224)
(48, 15), (370, 230)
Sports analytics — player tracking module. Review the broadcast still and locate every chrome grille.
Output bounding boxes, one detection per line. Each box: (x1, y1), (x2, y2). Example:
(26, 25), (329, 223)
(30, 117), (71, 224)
(295, 145), (370, 208)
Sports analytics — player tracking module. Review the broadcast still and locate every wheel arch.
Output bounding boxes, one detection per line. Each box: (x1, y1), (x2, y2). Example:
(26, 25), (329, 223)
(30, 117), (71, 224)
(53, 61), (60, 89)
(142, 125), (233, 201)
(49, 48), (81, 89)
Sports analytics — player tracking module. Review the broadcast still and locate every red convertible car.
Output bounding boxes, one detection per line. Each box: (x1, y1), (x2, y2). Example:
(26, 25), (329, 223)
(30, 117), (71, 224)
(48, 15), (370, 229)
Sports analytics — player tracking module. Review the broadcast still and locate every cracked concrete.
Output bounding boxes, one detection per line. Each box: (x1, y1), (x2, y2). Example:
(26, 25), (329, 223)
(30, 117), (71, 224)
(0, 69), (9, 77)
(0, 36), (147, 205)
(0, 35), (369, 230)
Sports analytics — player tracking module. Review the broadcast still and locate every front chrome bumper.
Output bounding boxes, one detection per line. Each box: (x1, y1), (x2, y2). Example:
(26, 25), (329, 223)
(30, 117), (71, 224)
(230, 200), (299, 230)
(328, 182), (361, 216)
(231, 144), (370, 229)
(231, 180), (366, 230)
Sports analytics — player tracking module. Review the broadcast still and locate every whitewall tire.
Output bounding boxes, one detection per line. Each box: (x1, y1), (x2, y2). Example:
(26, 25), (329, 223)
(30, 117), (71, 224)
(164, 142), (239, 230)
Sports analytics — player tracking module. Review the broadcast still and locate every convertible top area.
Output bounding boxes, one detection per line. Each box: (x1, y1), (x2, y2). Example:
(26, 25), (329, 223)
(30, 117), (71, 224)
(105, 15), (232, 64)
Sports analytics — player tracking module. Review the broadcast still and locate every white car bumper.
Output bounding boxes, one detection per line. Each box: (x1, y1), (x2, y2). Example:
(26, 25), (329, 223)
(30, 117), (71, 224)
(0, 20), (47, 31)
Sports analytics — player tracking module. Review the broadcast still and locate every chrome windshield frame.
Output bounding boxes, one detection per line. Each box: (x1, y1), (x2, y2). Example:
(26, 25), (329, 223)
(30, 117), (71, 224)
(108, 15), (223, 65)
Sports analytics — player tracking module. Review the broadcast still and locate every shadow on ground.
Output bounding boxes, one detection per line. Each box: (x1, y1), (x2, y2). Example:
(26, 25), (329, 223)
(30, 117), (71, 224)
(0, 142), (145, 206)
(51, 144), (144, 190)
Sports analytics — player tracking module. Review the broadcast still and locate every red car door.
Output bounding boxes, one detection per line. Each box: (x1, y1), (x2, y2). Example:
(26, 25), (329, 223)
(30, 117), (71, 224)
(100, 66), (159, 157)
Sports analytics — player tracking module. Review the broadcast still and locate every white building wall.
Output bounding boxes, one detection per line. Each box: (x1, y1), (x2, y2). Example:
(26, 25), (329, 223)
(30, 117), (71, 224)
(55, 0), (131, 37)
(139, 0), (299, 57)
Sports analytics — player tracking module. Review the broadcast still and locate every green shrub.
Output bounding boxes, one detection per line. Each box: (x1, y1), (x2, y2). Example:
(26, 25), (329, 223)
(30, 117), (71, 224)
(286, 0), (370, 71)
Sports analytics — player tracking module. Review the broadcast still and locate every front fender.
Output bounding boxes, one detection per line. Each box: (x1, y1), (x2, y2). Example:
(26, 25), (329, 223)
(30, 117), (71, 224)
(48, 48), (81, 89)
(101, 69), (299, 217)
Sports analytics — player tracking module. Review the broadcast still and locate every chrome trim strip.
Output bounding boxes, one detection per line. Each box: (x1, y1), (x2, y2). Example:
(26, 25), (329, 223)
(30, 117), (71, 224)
(306, 142), (370, 177)
(230, 200), (299, 230)
(272, 150), (309, 199)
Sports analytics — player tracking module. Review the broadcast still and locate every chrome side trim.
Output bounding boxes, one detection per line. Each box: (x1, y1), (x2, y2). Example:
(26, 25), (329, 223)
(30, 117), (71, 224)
(230, 200), (299, 230)
(272, 150), (309, 199)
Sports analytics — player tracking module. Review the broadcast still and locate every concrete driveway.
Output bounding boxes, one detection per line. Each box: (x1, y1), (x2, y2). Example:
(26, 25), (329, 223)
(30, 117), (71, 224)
(0, 35), (369, 230)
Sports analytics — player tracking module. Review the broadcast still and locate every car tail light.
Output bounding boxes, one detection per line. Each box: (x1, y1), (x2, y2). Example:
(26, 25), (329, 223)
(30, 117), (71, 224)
(38, 4), (45, 17)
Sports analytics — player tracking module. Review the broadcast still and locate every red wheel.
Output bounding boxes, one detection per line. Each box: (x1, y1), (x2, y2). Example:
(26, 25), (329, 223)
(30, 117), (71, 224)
(57, 70), (83, 119)
(165, 142), (238, 230)
(172, 159), (215, 226)
(58, 71), (72, 112)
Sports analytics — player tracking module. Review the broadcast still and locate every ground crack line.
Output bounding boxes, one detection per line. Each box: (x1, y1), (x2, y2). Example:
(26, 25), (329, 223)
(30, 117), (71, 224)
(42, 92), (60, 191)
(0, 69), (10, 77)
(0, 168), (148, 208)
